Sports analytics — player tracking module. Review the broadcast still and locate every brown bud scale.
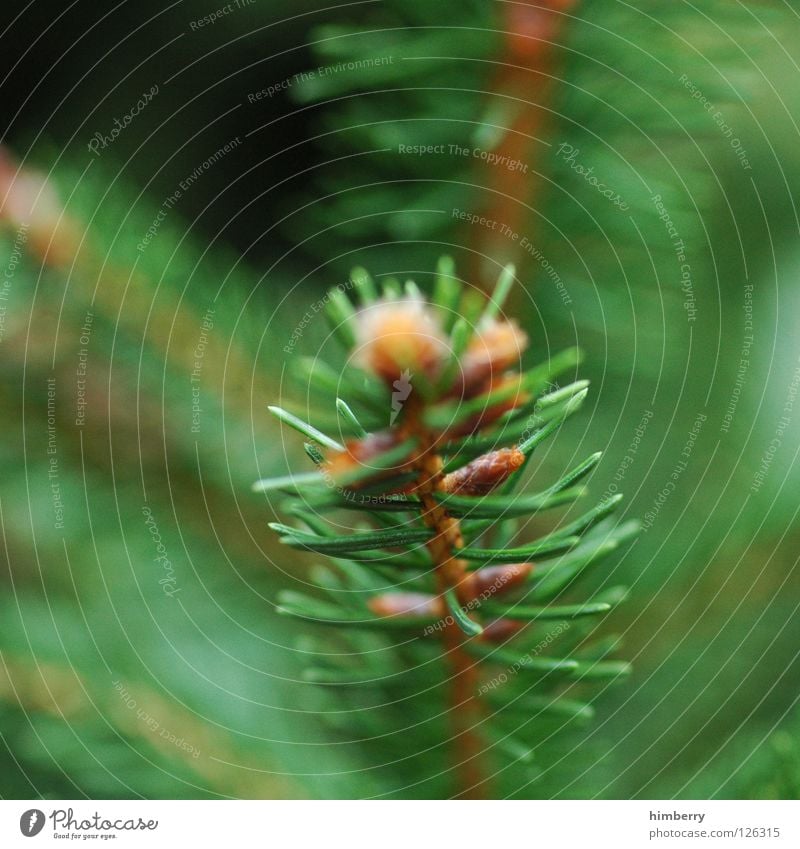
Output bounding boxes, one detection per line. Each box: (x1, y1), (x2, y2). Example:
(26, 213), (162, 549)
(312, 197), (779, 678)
(368, 592), (444, 619)
(442, 447), (525, 495)
(472, 563), (533, 597)
(480, 618), (526, 642)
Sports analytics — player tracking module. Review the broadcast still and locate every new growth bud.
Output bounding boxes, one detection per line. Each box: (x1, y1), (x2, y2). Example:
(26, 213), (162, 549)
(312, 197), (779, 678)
(442, 447), (526, 495)
(354, 296), (448, 386)
(459, 318), (528, 396)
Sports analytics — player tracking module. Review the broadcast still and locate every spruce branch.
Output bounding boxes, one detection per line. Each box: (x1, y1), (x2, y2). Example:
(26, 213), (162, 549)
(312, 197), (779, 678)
(258, 260), (636, 798)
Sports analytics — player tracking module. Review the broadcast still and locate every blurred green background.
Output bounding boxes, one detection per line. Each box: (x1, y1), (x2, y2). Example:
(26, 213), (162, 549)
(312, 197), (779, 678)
(1, 0), (799, 799)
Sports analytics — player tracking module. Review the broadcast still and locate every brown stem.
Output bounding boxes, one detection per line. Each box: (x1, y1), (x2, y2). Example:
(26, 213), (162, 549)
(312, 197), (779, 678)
(404, 398), (486, 799)
(468, 0), (579, 285)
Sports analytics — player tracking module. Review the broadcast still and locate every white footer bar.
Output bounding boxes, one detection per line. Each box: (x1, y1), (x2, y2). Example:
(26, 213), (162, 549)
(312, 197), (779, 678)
(3, 799), (797, 847)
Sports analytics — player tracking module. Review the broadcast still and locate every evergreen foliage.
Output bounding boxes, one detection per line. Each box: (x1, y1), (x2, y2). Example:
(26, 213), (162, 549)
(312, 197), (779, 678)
(259, 262), (636, 797)
(1, 0), (800, 801)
